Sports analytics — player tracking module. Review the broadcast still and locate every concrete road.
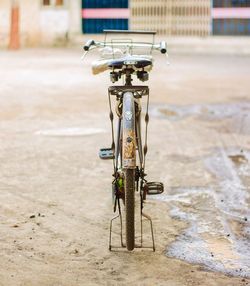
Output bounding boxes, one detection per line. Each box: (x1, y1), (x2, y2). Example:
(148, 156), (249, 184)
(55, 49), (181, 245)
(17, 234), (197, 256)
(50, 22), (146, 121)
(0, 48), (249, 286)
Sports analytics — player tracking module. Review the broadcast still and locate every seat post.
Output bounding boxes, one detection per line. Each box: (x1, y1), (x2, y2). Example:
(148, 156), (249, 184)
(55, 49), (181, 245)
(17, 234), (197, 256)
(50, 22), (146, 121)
(125, 70), (133, 86)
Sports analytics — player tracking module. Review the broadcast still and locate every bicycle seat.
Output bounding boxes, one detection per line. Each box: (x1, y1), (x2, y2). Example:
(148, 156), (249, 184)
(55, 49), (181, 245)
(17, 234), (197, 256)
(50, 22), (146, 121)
(108, 55), (152, 69)
(92, 55), (153, 75)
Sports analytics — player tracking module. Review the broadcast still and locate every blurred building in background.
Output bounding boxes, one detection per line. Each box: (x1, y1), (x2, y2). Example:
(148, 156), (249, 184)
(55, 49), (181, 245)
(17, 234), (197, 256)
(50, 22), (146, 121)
(212, 0), (250, 35)
(0, 0), (81, 48)
(82, 0), (250, 36)
(0, 0), (250, 48)
(130, 0), (211, 36)
(82, 0), (129, 33)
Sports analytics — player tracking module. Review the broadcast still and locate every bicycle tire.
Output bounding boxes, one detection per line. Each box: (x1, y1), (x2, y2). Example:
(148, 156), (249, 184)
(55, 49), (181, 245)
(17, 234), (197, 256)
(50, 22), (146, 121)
(124, 168), (135, 251)
(122, 92), (136, 251)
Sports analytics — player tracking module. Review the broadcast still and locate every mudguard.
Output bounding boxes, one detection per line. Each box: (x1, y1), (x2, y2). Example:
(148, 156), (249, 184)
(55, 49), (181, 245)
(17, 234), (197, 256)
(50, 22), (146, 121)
(122, 92), (136, 169)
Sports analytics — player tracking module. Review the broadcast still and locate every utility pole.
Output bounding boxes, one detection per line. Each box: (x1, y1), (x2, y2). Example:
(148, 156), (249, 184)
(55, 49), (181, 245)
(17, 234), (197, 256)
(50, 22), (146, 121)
(9, 0), (20, 50)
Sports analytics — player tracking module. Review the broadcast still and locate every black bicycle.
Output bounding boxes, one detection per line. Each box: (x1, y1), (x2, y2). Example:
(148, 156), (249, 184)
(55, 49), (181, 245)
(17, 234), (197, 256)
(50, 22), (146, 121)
(83, 30), (166, 251)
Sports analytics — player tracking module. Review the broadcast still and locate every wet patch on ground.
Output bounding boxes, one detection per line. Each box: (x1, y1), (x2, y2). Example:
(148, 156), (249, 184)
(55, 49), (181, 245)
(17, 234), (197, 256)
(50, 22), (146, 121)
(229, 154), (248, 165)
(150, 102), (250, 135)
(154, 148), (250, 277)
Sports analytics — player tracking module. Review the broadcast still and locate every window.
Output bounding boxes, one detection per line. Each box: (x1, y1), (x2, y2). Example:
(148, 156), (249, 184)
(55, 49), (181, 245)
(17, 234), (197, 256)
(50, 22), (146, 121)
(42, 0), (64, 7)
(43, 0), (50, 5)
(56, 0), (64, 6)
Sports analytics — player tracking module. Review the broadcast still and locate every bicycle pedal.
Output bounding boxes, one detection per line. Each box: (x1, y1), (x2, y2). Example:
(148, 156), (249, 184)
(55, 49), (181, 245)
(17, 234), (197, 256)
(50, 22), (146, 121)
(145, 182), (164, 195)
(99, 148), (114, 160)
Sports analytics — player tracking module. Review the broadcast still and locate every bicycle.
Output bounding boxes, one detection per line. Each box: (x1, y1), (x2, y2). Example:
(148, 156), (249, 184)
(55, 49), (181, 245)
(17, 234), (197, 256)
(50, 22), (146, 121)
(83, 30), (166, 251)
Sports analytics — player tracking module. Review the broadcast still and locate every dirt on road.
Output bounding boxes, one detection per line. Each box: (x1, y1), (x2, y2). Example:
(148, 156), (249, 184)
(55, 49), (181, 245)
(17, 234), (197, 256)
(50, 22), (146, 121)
(0, 48), (249, 286)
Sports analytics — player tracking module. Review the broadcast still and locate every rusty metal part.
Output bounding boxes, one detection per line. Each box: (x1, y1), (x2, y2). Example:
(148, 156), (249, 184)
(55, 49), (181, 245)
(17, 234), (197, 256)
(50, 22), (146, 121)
(122, 92), (136, 169)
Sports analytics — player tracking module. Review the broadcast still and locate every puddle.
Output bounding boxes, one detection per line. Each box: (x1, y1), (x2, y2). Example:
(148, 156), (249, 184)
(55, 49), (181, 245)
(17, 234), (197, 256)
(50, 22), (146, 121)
(150, 104), (201, 121)
(35, 127), (106, 137)
(154, 148), (250, 277)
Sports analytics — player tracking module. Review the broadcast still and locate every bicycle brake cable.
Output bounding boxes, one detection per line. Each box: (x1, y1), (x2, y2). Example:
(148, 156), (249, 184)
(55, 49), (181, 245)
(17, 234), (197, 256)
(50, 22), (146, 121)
(143, 91), (150, 174)
(107, 90), (116, 176)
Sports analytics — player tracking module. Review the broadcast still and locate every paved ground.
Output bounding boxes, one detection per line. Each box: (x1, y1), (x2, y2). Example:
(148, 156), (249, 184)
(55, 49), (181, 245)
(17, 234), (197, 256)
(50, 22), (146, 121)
(0, 47), (250, 286)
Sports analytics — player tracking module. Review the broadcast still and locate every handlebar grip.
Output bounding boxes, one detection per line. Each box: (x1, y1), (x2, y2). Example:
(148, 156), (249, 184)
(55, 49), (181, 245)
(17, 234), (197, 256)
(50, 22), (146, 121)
(84, 39), (95, 51)
(160, 41), (167, 54)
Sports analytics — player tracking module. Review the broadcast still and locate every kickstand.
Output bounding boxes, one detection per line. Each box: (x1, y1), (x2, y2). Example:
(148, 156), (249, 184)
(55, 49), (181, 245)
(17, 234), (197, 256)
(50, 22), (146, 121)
(109, 196), (155, 252)
(141, 211), (155, 251)
(109, 198), (124, 250)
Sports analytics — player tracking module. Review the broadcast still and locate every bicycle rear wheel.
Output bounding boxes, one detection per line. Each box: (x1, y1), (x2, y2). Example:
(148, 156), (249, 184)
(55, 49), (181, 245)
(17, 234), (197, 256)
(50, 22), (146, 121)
(122, 92), (136, 251)
(124, 169), (135, 251)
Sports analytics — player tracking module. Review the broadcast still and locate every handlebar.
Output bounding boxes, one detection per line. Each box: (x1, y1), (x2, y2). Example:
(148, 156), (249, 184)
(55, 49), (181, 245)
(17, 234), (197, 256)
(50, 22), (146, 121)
(83, 39), (167, 54)
(83, 39), (95, 51)
(160, 41), (167, 54)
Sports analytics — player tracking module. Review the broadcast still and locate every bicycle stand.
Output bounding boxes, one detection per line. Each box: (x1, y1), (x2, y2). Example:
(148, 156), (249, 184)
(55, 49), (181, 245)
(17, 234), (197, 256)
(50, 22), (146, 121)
(109, 198), (155, 251)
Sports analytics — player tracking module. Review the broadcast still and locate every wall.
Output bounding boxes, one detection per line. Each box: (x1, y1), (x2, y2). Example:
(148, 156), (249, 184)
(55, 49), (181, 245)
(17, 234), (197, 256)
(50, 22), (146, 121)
(40, 7), (69, 45)
(20, 0), (40, 46)
(0, 0), (82, 48)
(0, 0), (11, 47)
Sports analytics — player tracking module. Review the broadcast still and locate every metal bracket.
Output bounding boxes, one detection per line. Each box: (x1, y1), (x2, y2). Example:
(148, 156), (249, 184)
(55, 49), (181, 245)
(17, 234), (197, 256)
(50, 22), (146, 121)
(109, 86), (149, 99)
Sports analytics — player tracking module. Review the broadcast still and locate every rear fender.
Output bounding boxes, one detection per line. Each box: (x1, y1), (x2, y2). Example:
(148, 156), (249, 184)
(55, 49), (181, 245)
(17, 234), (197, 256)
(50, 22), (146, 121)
(122, 92), (136, 169)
